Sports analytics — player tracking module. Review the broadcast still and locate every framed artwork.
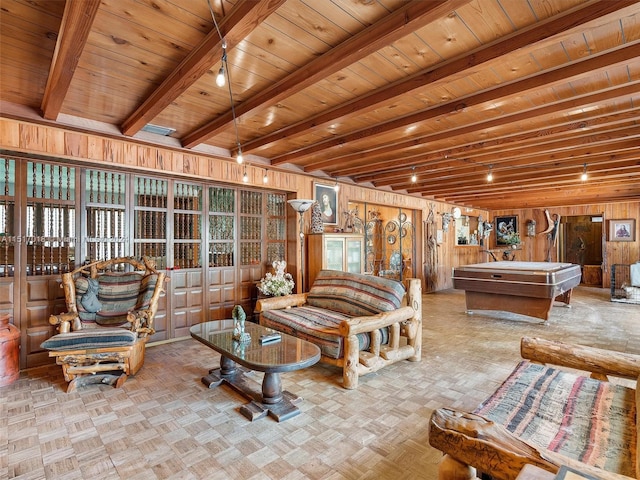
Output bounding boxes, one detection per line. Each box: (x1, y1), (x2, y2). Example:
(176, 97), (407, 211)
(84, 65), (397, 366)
(314, 183), (338, 225)
(495, 215), (519, 246)
(609, 219), (635, 242)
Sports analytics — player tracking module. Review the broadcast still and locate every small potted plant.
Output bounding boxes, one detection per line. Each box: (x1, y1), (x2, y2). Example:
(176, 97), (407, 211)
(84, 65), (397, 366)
(257, 260), (295, 297)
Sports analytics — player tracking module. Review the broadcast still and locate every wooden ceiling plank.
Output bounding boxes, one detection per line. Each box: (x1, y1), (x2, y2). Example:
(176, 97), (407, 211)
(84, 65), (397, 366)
(344, 111), (640, 181)
(41, 0), (101, 120)
(358, 124), (640, 184)
(316, 77), (640, 179)
(181, 0), (473, 148)
(121, 0), (287, 137)
(254, 0), (640, 158)
(403, 158), (640, 193)
(283, 41), (640, 167)
(442, 176), (640, 199)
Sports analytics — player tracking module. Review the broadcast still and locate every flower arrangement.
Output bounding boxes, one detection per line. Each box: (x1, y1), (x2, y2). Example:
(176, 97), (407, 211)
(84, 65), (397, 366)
(504, 232), (521, 245)
(257, 260), (295, 296)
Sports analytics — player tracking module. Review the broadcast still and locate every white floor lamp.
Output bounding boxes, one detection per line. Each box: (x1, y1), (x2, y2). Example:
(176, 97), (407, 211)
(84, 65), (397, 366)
(287, 199), (315, 293)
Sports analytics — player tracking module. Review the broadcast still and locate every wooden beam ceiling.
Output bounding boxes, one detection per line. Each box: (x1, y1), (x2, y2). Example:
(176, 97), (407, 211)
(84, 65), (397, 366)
(1, 0), (638, 210)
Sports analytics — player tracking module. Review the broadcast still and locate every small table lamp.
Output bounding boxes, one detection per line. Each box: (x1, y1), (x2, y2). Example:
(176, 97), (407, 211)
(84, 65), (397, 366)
(288, 199), (315, 292)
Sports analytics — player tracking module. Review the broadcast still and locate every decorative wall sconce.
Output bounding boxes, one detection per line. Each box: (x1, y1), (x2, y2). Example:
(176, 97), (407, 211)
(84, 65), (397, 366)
(441, 207), (461, 233)
(526, 219), (536, 237)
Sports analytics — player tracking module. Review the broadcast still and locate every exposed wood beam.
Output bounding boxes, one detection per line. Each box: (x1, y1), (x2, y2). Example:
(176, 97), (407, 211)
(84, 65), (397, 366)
(181, 0), (472, 149)
(121, 0), (286, 137)
(344, 110), (640, 180)
(247, 0), (640, 156)
(41, 0), (100, 120)
(405, 158), (640, 194)
(436, 178), (640, 209)
(363, 125), (640, 185)
(279, 41), (640, 167)
(317, 81), (640, 185)
(443, 177), (640, 201)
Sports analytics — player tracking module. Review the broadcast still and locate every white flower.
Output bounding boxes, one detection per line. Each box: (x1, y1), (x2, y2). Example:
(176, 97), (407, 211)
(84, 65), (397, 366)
(257, 260), (295, 296)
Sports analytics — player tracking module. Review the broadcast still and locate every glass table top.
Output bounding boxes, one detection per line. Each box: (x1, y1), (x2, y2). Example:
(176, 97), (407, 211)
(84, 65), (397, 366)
(190, 321), (321, 373)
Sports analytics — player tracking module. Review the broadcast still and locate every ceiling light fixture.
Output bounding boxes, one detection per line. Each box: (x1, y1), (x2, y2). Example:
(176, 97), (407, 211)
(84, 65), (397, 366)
(208, 0), (243, 165)
(487, 165), (493, 182)
(334, 179), (340, 192)
(411, 167), (417, 183)
(581, 163), (588, 181)
(242, 165), (248, 183)
(263, 169), (269, 184)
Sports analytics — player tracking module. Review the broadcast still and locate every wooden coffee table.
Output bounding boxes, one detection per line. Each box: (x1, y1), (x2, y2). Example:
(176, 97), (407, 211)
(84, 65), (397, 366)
(190, 321), (320, 422)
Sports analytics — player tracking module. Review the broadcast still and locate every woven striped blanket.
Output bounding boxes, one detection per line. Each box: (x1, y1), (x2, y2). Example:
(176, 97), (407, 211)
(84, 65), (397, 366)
(474, 361), (636, 477)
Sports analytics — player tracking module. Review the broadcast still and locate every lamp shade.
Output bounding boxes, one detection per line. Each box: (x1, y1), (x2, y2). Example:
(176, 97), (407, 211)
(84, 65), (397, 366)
(288, 199), (315, 213)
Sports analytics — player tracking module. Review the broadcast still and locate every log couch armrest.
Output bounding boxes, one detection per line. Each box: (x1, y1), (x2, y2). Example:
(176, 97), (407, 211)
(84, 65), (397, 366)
(255, 293), (308, 313)
(521, 336), (640, 380)
(338, 306), (416, 336)
(429, 408), (635, 480)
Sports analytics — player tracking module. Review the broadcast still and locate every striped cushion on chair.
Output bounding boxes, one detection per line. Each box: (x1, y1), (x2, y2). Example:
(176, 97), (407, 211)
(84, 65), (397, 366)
(306, 270), (405, 317)
(40, 328), (137, 351)
(474, 361), (637, 477)
(77, 273), (144, 327)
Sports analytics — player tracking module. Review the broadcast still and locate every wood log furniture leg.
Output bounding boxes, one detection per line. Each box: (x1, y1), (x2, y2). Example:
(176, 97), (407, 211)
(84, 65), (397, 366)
(438, 455), (476, 480)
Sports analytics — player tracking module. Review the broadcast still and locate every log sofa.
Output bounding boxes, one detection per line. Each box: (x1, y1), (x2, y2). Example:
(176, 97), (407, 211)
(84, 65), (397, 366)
(429, 337), (639, 480)
(255, 269), (422, 389)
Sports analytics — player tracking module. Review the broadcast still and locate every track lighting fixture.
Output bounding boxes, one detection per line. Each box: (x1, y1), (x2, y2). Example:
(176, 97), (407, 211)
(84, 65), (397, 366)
(208, 0), (244, 167)
(487, 165), (493, 182)
(581, 163), (588, 181)
(411, 167), (417, 183)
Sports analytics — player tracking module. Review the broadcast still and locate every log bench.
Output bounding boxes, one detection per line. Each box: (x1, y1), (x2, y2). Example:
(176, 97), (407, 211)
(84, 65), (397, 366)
(429, 337), (639, 480)
(255, 269), (422, 389)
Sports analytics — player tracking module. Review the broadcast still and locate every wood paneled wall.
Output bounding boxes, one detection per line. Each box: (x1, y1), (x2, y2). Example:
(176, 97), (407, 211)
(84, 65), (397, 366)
(491, 204), (640, 287)
(4, 116), (636, 293)
(0, 117), (493, 294)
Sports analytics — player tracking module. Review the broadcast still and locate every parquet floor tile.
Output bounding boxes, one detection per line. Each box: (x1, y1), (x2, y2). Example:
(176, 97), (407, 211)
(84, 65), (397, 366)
(2, 287), (638, 479)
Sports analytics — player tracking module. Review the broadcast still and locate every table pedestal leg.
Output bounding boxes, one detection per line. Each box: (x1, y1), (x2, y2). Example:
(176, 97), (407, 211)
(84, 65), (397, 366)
(200, 363), (302, 422)
(262, 372), (283, 404)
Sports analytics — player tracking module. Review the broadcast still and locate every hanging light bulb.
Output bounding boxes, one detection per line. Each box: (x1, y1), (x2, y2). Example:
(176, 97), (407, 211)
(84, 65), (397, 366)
(263, 169), (268, 184)
(216, 38), (227, 87)
(215, 65), (225, 87)
(242, 166), (248, 183)
(581, 163), (588, 181)
(411, 167), (417, 183)
(208, 1), (244, 170)
(487, 165), (493, 182)
(334, 180), (340, 192)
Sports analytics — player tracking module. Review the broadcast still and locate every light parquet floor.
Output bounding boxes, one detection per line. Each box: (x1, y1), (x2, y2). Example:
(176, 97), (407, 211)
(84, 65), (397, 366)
(2, 287), (639, 480)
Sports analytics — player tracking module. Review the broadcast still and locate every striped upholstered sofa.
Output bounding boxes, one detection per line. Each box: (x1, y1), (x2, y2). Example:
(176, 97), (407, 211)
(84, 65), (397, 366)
(41, 257), (165, 392)
(429, 337), (639, 480)
(256, 269), (422, 389)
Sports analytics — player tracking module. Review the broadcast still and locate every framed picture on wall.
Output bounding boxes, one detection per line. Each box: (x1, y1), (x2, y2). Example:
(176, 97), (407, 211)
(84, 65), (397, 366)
(314, 183), (338, 225)
(609, 219), (635, 242)
(495, 215), (519, 246)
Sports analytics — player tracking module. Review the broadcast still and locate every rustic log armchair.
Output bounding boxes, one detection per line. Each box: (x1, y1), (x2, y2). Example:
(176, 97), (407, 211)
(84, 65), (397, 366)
(41, 257), (166, 392)
(429, 337), (639, 480)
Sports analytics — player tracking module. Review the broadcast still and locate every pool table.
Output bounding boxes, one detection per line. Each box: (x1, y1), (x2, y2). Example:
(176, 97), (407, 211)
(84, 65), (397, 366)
(452, 261), (582, 321)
